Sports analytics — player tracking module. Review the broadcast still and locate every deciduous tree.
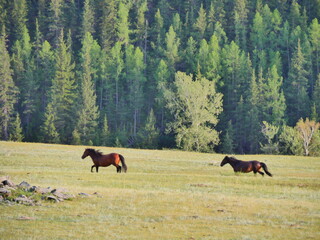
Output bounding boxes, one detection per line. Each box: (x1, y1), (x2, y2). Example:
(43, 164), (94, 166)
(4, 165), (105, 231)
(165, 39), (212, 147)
(165, 72), (223, 152)
(296, 118), (320, 156)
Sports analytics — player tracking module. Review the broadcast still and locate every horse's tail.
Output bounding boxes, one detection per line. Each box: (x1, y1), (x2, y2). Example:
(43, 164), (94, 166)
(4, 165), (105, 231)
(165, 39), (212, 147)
(261, 162), (272, 177)
(119, 154), (127, 173)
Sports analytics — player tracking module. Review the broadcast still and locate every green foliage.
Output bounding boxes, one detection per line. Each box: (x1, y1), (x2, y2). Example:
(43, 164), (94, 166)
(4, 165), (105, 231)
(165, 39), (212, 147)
(137, 108), (159, 149)
(75, 32), (99, 145)
(46, 30), (76, 143)
(286, 39), (310, 125)
(99, 114), (111, 146)
(41, 103), (60, 144)
(193, 4), (206, 40)
(221, 120), (235, 154)
(1, 0), (319, 155)
(9, 113), (24, 142)
(165, 72), (223, 152)
(117, 2), (130, 45)
(279, 125), (303, 155)
(71, 129), (81, 145)
(8, 113), (22, 142)
(309, 130), (320, 156)
(81, 0), (95, 38)
(261, 65), (286, 125)
(260, 121), (279, 154)
(0, 27), (19, 140)
(165, 25), (180, 73)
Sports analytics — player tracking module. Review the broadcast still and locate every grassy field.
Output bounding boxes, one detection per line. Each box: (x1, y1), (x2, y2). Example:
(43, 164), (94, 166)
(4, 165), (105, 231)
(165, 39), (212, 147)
(0, 141), (319, 240)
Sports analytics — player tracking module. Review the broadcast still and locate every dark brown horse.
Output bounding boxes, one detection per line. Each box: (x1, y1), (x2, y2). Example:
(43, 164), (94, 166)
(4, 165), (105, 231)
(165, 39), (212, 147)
(81, 148), (127, 173)
(220, 156), (272, 177)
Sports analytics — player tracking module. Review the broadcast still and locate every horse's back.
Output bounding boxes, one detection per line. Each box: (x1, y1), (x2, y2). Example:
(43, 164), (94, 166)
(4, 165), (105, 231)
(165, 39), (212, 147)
(99, 153), (120, 166)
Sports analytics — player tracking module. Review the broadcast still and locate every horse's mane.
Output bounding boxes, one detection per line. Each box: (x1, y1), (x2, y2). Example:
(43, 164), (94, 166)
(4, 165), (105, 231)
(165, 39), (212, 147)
(87, 148), (103, 156)
(228, 156), (239, 161)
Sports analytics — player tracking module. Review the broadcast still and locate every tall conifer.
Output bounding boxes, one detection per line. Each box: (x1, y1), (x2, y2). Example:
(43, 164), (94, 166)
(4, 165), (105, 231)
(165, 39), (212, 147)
(0, 27), (19, 140)
(75, 32), (99, 145)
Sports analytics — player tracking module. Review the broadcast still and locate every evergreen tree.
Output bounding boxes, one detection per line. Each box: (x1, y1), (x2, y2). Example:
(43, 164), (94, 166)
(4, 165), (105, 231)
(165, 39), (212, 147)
(0, 27), (19, 140)
(172, 13), (182, 40)
(125, 44), (146, 137)
(251, 11), (265, 51)
(37, 41), (55, 111)
(184, 36), (197, 74)
(206, 34), (221, 83)
(206, 2), (215, 38)
(9, 0), (28, 43)
(286, 39), (310, 125)
(47, 30), (76, 143)
(41, 102), (60, 143)
(165, 25), (180, 74)
(261, 65), (286, 125)
(0, 0), (8, 31)
(313, 74), (320, 116)
(289, 0), (302, 29)
(133, 0), (148, 49)
(98, 0), (117, 50)
(116, 1), (130, 45)
(197, 39), (209, 76)
(105, 42), (124, 130)
(81, 0), (95, 40)
(75, 32), (99, 145)
(221, 120), (235, 154)
(309, 18), (320, 78)
(154, 59), (170, 131)
(234, 0), (248, 51)
(47, 0), (64, 47)
(213, 21), (228, 46)
(151, 9), (164, 50)
(193, 4), (207, 41)
(234, 95), (247, 153)
(137, 108), (159, 149)
(280, 20), (291, 76)
(246, 69), (262, 153)
(71, 129), (81, 145)
(12, 25), (39, 140)
(221, 41), (247, 123)
(9, 113), (23, 142)
(100, 114), (111, 146)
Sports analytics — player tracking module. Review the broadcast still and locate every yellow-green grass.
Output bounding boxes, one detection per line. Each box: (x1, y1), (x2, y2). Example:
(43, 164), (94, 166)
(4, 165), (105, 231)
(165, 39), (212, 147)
(0, 141), (319, 240)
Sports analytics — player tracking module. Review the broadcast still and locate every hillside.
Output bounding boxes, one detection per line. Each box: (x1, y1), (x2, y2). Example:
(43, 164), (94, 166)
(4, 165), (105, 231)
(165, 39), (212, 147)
(1, 0), (320, 154)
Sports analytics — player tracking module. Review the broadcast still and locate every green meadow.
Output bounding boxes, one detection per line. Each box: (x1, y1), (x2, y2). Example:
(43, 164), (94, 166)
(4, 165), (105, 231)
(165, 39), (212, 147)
(0, 141), (319, 239)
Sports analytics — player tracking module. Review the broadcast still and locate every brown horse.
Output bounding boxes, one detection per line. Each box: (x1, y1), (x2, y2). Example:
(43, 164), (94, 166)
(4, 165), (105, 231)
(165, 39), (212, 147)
(220, 156), (272, 177)
(81, 148), (127, 173)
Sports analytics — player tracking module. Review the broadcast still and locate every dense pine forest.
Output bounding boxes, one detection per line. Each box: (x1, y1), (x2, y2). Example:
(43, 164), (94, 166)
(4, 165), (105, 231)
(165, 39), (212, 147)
(0, 0), (320, 155)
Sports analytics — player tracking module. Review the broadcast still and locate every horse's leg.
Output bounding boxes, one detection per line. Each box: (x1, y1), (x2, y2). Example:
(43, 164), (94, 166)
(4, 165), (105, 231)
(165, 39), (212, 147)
(256, 165), (264, 176)
(115, 165), (121, 173)
(96, 166), (99, 173)
(91, 165), (95, 173)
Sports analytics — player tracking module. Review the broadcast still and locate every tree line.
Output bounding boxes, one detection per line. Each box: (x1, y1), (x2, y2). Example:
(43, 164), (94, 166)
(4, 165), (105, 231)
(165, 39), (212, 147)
(0, 0), (320, 156)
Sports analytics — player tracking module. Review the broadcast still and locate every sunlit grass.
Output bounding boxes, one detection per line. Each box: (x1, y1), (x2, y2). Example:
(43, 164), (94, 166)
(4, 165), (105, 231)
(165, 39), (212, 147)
(0, 141), (319, 239)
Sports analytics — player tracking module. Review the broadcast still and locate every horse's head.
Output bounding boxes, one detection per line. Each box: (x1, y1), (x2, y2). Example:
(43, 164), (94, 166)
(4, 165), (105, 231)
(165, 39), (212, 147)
(81, 148), (91, 159)
(220, 156), (230, 167)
